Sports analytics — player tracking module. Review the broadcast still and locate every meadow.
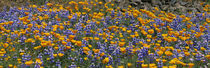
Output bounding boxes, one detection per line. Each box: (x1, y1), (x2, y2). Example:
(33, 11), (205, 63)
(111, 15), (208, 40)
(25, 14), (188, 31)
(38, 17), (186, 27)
(0, 0), (209, 68)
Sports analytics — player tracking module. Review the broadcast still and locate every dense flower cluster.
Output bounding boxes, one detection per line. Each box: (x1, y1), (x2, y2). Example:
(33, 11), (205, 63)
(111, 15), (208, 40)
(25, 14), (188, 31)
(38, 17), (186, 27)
(0, 0), (209, 68)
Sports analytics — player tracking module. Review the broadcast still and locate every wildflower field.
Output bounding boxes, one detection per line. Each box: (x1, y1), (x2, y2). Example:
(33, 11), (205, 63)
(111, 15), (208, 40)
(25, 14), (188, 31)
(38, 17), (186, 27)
(0, 0), (209, 68)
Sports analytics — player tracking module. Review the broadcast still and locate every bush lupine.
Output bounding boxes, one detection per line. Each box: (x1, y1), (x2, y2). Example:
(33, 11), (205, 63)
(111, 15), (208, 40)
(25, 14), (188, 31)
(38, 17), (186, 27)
(0, 1), (209, 68)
